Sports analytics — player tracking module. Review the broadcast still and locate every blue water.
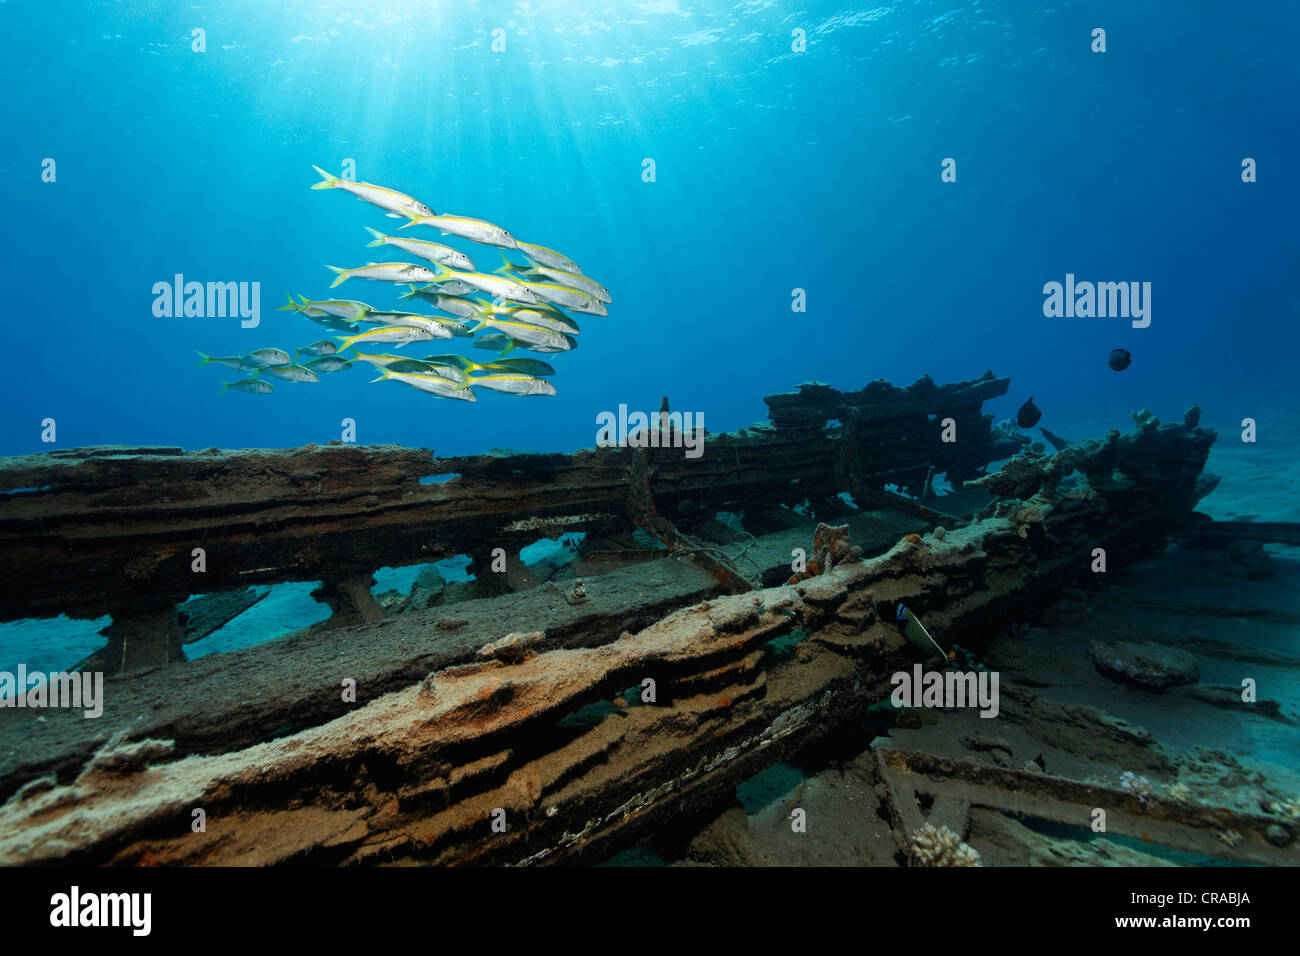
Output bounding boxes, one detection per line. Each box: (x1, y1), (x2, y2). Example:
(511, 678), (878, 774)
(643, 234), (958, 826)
(2, 0), (1298, 458)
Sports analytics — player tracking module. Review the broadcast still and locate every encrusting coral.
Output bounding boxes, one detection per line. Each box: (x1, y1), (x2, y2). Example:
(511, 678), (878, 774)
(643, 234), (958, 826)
(1119, 771), (1158, 803)
(910, 823), (982, 867)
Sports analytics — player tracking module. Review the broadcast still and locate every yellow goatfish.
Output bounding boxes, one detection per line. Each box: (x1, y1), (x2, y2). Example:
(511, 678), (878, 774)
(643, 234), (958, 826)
(468, 373), (557, 397)
(364, 227), (475, 271)
(335, 326), (438, 351)
(370, 367), (478, 401)
(326, 262), (439, 289)
(516, 240), (583, 276)
(310, 165), (435, 220)
(403, 213), (518, 250)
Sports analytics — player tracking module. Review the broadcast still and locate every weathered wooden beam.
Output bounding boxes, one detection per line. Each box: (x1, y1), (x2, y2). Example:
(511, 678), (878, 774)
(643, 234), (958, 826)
(0, 375), (1024, 625)
(0, 556), (722, 797)
(0, 509), (921, 799)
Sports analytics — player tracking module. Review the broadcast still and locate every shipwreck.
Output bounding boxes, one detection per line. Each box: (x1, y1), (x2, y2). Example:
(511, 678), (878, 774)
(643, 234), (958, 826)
(1, 371), (1291, 867)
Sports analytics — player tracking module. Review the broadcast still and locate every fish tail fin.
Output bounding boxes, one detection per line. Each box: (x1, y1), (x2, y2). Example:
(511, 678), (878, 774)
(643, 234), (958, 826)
(310, 164), (338, 189)
(219, 381), (230, 393)
(370, 368), (392, 384)
(277, 292), (299, 312)
(326, 265), (347, 288)
(364, 226), (386, 246)
(196, 352), (211, 367)
(397, 217), (425, 230)
(494, 250), (516, 275)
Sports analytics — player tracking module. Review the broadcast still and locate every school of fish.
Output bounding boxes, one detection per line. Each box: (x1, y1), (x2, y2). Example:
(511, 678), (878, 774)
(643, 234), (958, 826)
(198, 165), (612, 400)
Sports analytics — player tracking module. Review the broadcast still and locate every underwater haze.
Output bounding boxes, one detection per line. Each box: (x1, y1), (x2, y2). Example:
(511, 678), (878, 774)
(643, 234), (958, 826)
(3, 0), (1298, 457)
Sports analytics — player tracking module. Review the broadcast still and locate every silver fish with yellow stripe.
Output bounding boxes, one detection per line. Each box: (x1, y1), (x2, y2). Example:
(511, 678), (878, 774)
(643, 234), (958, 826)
(371, 366), (477, 401)
(516, 240), (583, 275)
(468, 372), (557, 396)
(403, 213), (518, 249)
(477, 302), (582, 336)
(424, 355), (556, 378)
(295, 340), (338, 357)
(473, 333), (577, 355)
(513, 278), (607, 315)
(351, 352), (469, 382)
(364, 227), (474, 271)
(281, 295), (372, 322)
(305, 356), (352, 373)
(311, 165), (435, 220)
(399, 286), (486, 320)
(504, 260), (611, 304)
(221, 379), (274, 395)
(357, 310), (461, 338)
(239, 348), (293, 368)
(471, 315), (578, 353)
(256, 364), (320, 384)
(427, 264), (539, 305)
(335, 326), (440, 351)
(326, 262), (439, 289)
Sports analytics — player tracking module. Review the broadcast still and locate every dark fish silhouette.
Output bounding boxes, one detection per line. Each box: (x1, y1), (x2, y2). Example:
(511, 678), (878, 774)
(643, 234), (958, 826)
(1108, 348), (1132, 371)
(1017, 397), (1042, 428)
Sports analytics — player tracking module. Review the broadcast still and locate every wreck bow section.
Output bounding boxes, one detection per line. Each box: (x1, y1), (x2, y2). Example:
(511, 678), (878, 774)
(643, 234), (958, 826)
(0, 376), (1228, 866)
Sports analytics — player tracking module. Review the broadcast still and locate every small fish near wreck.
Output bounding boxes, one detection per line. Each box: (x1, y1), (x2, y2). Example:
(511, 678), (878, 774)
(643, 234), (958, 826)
(1017, 396), (1042, 428)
